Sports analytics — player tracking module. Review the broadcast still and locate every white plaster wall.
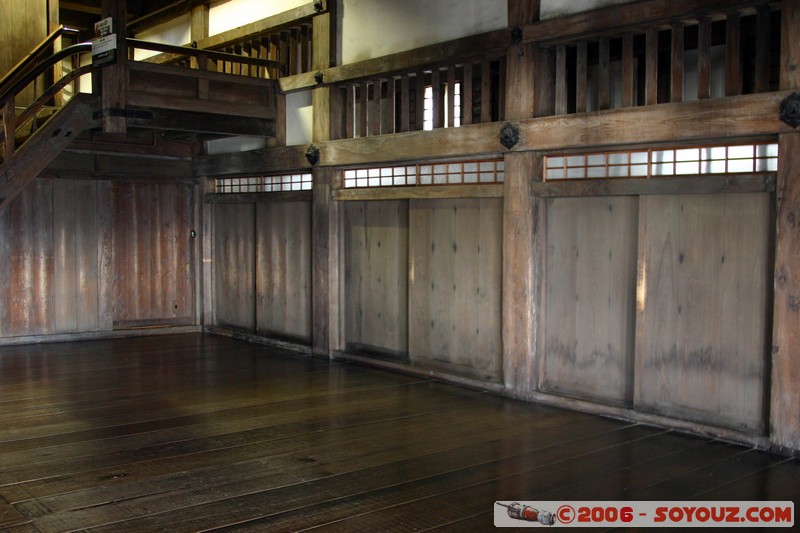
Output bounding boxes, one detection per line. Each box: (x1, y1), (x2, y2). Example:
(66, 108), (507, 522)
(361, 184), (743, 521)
(341, 0), (507, 64)
(540, 0), (638, 20)
(134, 14), (191, 60)
(286, 90), (314, 146)
(209, 0), (309, 36)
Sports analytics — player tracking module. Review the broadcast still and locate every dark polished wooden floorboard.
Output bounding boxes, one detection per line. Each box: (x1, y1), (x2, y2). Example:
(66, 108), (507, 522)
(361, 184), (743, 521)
(0, 333), (797, 532)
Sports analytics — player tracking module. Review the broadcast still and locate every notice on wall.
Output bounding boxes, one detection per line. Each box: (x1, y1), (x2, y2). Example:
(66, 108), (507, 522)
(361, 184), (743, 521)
(92, 17), (117, 67)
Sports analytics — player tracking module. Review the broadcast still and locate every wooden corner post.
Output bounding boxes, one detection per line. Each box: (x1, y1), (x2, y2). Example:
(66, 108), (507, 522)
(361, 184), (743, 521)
(502, 152), (541, 393)
(100, 0), (128, 134)
(312, 166), (340, 357)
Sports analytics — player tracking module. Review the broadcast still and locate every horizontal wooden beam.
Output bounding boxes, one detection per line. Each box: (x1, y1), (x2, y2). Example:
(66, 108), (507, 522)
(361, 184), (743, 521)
(191, 2), (321, 52)
(523, 0), (772, 45)
(205, 191), (313, 203)
(533, 174), (776, 197)
(279, 29), (510, 92)
(126, 91), (276, 121)
(124, 107), (275, 137)
(333, 184), (503, 201)
(196, 92), (791, 174)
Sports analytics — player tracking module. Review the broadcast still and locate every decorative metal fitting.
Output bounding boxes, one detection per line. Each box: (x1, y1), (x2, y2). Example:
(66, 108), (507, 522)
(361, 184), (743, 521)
(305, 144), (320, 166)
(314, 0), (324, 13)
(511, 27), (523, 46)
(780, 92), (800, 129)
(499, 123), (520, 149)
(314, 71), (324, 85)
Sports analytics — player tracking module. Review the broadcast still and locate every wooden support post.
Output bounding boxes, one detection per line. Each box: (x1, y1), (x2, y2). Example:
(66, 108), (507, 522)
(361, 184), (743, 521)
(505, 43), (535, 120)
(598, 38), (610, 110)
(312, 166), (340, 357)
(480, 60), (491, 123)
(3, 96), (14, 162)
(781, 0), (800, 89)
(725, 12), (741, 96)
(771, 132), (800, 454)
(698, 17), (711, 99)
(190, 4), (209, 70)
(200, 176), (215, 327)
(772, 0), (800, 455)
(671, 23), (684, 103)
(100, 0), (128, 134)
(447, 66), (456, 128)
(645, 28), (658, 106)
(431, 68), (441, 129)
(576, 41), (588, 113)
(313, 12), (331, 142)
(462, 63), (473, 125)
(502, 152), (541, 393)
(555, 45), (567, 114)
(755, 5), (770, 93)
(415, 70), (426, 130)
(622, 33), (634, 108)
(400, 75), (410, 132)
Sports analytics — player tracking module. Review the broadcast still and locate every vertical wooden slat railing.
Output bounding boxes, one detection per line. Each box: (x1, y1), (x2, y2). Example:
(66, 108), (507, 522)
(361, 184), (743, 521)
(542, 2), (779, 118)
(332, 56), (506, 140)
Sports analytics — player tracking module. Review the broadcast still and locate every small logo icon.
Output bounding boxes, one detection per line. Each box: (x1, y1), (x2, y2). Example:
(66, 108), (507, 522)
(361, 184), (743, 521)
(496, 502), (556, 525)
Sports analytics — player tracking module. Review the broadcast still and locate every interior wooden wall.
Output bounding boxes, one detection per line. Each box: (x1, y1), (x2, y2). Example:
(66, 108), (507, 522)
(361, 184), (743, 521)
(0, 0), (50, 106)
(343, 200), (408, 359)
(409, 198), (503, 382)
(0, 177), (197, 340)
(213, 200), (312, 342)
(536, 190), (771, 433)
(111, 182), (195, 328)
(635, 193), (771, 433)
(541, 196), (638, 406)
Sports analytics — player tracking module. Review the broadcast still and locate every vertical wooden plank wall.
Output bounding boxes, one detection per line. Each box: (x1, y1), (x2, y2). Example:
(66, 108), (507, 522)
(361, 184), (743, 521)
(53, 180), (99, 333)
(0, 180), (54, 337)
(635, 193), (770, 432)
(409, 198), (503, 382)
(111, 182), (194, 327)
(256, 201), (312, 342)
(213, 203), (256, 331)
(343, 200), (408, 359)
(541, 197), (638, 406)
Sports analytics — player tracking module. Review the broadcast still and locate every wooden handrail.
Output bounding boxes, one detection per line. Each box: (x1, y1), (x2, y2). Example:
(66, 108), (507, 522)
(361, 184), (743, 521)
(128, 39), (284, 71)
(0, 42), (92, 105)
(0, 26), (80, 95)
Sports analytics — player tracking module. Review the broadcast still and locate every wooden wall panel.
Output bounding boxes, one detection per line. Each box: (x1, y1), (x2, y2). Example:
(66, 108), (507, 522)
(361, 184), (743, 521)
(0, 180), (54, 337)
(53, 180), (99, 333)
(635, 193), (770, 432)
(409, 198), (503, 382)
(112, 182), (194, 327)
(343, 200), (408, 359)
(541, 196), (638, 406)
(256, 201), (312, 342)
(213, 203), (255, 332)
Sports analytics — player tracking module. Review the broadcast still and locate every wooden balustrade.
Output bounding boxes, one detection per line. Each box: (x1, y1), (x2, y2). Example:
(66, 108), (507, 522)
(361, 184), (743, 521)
(542, 2), (778, 116)
(330, 57), (505, 140)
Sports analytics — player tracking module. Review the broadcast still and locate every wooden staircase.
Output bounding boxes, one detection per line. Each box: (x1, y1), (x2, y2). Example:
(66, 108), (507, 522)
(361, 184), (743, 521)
(0, 27), (282, 213)
(0, 94), (98, 211)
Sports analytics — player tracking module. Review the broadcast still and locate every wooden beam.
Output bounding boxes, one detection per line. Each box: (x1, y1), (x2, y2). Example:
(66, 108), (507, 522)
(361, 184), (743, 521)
(101, 0), (128, 134)
(520, 0), (771, 46)
(645, 28), (658, 106)
(205, 191), (312, 204)
(333, 184), (503, 201)
(770, 132), (800, 454)
(781, 0), (800, 89)
(128, 0), (223, 36)
(671, 23), (684, 103)
(279, 30), (510, 92)
(311, 166), (340, 357)
(725, 12), (741, 96)
(532, 174), (776, 197)
(502, 152), (540, 393)
(195, 92), (793, 173)
(505, 42), (536, 120)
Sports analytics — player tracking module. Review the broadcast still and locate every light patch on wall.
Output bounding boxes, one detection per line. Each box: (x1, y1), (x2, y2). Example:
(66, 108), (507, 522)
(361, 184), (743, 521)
(205, 136), (268, 155)
(209, 0), (309, 36)
(134, 14), (191, 60)
(341, 0), (507, 64)
(540, 0), (637, 20)
(286, 91), (313, 146)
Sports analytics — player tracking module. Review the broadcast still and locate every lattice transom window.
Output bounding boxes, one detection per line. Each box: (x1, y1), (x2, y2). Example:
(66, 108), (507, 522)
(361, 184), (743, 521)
(544, 143), (778, 181)
(215, 173), (313, 193)
(343, 159), (504, 189)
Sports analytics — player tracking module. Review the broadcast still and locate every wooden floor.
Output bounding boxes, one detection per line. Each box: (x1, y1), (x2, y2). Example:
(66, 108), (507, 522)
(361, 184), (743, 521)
(0, 334), (797, 532)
